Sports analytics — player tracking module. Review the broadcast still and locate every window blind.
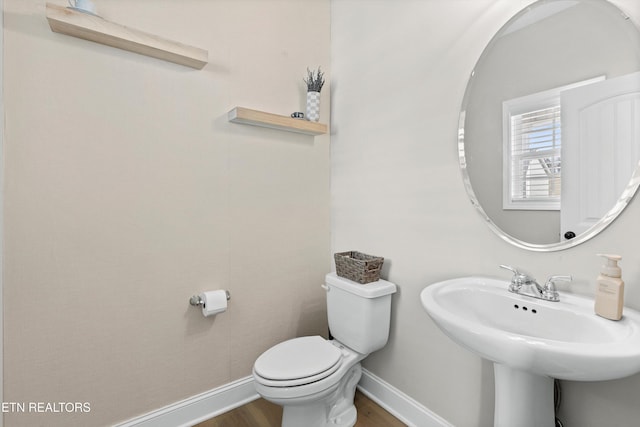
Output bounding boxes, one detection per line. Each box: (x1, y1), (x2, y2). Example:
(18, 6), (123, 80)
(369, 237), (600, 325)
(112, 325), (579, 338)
(509, 105), (562, 204)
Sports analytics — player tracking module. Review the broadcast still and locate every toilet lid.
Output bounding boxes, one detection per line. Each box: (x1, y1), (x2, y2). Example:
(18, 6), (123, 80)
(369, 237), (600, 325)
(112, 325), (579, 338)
(254, 336), (342, 382)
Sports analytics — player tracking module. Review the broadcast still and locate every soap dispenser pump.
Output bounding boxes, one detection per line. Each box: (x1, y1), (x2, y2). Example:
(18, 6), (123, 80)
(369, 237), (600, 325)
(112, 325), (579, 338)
(594, 254), (624, 320)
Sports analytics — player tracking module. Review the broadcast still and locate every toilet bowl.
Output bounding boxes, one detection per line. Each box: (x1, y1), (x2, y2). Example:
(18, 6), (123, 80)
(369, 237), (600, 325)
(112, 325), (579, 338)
(253, 336), (365, 427)
(252, 273), (397, 427)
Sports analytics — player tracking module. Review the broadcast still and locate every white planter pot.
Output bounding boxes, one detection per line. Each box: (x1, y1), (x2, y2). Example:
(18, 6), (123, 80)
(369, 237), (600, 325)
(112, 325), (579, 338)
(306, 91), (321, 122)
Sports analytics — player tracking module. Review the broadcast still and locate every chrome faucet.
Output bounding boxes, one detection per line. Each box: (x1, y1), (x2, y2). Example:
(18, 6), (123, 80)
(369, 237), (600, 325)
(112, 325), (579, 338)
(499, 265), (572, 302)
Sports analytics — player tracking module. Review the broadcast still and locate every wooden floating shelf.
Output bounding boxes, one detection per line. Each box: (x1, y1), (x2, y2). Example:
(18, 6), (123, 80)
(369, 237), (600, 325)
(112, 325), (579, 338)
(45, 2), (208, 69)
(228, 107), (328, 136)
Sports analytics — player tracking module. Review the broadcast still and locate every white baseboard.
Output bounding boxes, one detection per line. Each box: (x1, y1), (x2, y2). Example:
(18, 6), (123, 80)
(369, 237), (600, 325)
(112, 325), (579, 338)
(358, 368), (454, 427)
(115, 369), (452, 427)
(114, 376), (259, 427)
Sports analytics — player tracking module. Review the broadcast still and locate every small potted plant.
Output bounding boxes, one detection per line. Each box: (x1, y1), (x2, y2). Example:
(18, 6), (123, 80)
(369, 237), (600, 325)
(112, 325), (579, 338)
(304, 67), (325, 122)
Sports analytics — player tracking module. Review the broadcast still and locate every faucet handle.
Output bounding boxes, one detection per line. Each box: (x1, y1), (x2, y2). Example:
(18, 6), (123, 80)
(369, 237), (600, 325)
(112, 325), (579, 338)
(499, 264), (520, 276)
(499, 265), (529, 290)
(542, 275), (572, 301)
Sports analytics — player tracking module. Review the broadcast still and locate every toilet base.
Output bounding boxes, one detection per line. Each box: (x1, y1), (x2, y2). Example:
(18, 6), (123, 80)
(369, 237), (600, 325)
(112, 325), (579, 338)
(280, 363), (362, 427)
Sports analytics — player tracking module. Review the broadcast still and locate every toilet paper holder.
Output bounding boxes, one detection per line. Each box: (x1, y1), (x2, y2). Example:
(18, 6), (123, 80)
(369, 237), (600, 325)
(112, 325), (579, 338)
(189, 290), (231, 307)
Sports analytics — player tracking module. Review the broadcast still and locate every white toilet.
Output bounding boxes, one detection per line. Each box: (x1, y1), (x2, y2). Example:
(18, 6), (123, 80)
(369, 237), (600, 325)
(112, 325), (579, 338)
(252, 272), (397, 427)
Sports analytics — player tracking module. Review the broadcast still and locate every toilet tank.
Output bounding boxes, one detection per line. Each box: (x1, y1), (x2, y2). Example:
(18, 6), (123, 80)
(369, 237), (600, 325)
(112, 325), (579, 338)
(324, 273), (397, 354)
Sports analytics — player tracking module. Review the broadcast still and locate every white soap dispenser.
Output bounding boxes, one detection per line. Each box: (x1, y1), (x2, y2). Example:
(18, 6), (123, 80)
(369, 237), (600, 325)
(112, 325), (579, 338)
(594, 254), (624, 320)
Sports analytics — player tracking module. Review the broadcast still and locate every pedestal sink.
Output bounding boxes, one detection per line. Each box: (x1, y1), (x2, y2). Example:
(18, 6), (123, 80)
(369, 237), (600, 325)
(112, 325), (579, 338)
(420, 276), (640, 427)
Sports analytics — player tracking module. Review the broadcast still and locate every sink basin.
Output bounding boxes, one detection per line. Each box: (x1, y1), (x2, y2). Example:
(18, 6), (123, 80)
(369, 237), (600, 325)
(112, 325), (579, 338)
(421, 276), (640, 427)
(421, 276), (640, 381)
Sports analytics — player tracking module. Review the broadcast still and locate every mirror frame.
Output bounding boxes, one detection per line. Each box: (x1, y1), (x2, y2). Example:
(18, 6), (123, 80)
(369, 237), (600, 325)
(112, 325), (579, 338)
(458, 0), (640, 252)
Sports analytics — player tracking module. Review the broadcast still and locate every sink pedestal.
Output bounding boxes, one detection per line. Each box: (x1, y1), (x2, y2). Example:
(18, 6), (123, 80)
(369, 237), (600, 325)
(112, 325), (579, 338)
(494, 364), (555, 427)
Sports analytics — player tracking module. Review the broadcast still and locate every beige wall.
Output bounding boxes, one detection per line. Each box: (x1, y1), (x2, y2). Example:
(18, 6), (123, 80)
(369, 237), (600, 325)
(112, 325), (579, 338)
(3, 0), (330, 425)
(331, 1), (640, 426)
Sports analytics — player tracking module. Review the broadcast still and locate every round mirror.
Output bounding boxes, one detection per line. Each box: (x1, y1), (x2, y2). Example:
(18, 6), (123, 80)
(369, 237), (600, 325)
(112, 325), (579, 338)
(460, 0), (640, 251)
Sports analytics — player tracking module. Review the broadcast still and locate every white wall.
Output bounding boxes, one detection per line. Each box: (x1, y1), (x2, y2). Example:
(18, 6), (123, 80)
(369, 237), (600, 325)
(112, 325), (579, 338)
(331, 1), (640, 426)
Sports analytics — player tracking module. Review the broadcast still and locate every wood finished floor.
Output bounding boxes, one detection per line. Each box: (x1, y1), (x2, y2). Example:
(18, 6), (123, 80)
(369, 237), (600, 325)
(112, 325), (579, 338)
(194, 390), (407, 427)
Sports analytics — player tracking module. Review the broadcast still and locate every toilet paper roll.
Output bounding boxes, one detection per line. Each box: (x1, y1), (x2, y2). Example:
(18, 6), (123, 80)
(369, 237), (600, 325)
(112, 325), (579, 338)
(199, 290), (228, 317)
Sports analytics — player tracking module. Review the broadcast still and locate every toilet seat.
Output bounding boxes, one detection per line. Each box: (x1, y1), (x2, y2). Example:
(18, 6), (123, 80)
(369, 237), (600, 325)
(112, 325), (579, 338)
(254, 336), (343, 387)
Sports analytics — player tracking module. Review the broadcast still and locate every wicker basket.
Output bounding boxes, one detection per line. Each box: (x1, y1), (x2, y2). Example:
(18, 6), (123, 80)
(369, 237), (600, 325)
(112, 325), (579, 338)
(334, 251), (384, 284)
